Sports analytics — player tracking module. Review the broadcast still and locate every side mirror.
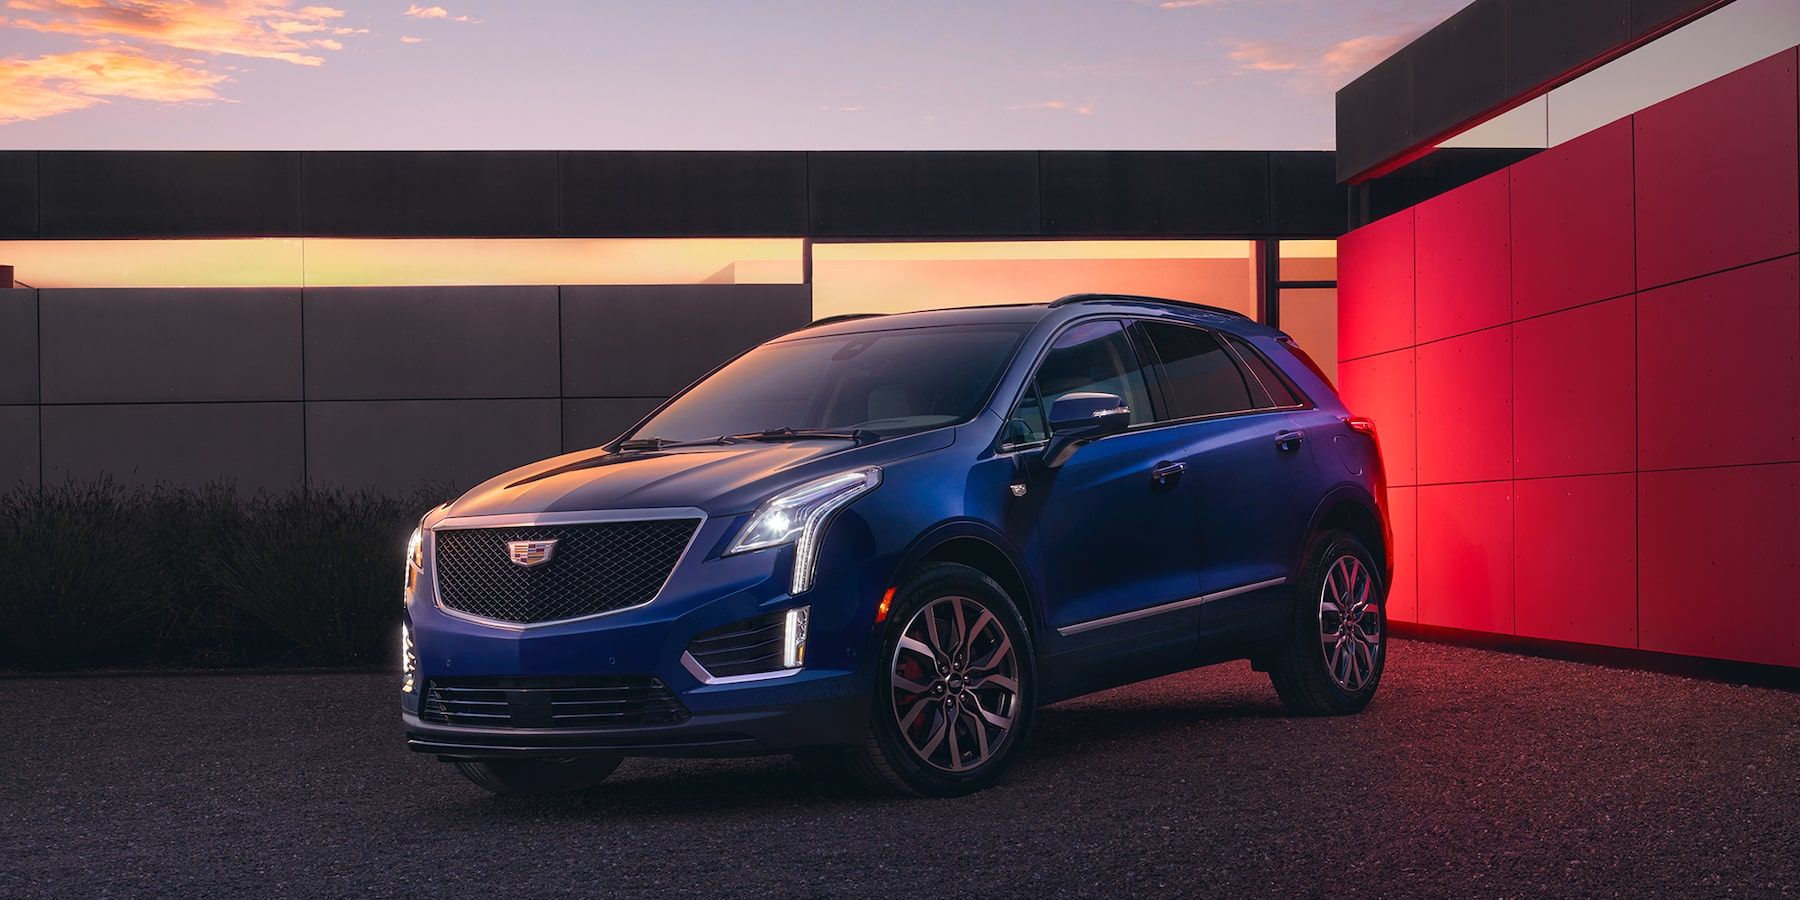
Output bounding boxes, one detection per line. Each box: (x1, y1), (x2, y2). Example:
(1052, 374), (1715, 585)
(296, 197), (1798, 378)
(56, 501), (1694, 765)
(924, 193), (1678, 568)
(1042, 392), (1130, 467)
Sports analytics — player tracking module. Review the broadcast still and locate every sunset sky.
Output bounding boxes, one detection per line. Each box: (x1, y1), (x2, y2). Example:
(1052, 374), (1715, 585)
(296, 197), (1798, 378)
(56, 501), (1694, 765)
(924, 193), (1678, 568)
(0, 0), (1468, 150)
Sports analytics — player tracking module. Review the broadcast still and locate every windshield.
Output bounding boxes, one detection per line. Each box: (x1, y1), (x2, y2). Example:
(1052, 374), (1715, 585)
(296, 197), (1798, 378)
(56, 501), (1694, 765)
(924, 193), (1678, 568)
(628, 324), (1030, 443)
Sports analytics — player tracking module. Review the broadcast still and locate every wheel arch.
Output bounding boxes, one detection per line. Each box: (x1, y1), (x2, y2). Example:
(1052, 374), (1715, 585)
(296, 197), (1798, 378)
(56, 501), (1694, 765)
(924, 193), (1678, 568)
(1303, 486), (1390, 588)
(889, 521), (1041, 642)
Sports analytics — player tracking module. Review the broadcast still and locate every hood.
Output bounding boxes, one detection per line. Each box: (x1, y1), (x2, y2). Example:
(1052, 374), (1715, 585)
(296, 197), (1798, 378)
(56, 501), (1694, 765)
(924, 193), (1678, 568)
(439, 428), (955, 521)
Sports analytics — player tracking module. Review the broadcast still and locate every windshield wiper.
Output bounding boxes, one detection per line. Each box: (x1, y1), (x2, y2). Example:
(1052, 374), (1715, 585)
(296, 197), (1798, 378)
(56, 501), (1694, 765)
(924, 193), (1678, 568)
(731, 427), (882, 445)
(616, 434), (744, 452)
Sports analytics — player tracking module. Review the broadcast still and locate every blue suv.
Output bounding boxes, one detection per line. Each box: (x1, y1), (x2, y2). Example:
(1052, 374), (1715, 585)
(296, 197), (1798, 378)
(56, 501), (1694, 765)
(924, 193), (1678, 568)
(401, 294), (1391, 797)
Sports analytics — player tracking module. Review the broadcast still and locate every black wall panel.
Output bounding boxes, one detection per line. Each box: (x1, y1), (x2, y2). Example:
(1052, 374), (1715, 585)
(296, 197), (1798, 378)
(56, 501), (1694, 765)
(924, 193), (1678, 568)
(808, 151), (1039, 236)
(305, 398), (559, 492)
(303, 286), (558, 400)
(0, 152), (36, 238)
(41, 402), (304, 492)
(302, 151), (558, 236)
(1631, 0), (1722, 38)
(39, 288), (301, 404)
(40, 151), (301, 238)
(561, 397), (663, 452)
(561, 284), (811, 397)
(1268, 152), (1344, 235)
(1337, 52), (1414, 183)
(0, 406), (37, 489)
(0, 290), (36, 404)
(1337, 0), (1725, 183)
(1508, 0), (1630, 93)
(1041, 151), (1270, 235)
(561, 151), (807, 236)
(1408, 1), (1510, 152)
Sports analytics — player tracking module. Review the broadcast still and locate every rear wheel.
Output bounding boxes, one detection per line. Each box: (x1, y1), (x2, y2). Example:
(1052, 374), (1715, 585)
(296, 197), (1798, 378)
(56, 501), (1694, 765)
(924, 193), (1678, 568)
(452, 757), (622, 796)
(1268, 529), (1386, 715)
(846, 563), (1036, 797)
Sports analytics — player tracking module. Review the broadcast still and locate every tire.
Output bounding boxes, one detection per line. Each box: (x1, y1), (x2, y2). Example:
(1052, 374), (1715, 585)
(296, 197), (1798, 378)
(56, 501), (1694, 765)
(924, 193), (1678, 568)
(1268, 529), (1387, 716)
(452, 757), (622, 796)
(846, 562), (1036, 797)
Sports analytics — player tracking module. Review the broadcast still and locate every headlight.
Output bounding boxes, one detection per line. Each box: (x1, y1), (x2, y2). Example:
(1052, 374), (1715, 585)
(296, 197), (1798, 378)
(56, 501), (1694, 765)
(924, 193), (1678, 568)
(403, 526), (424, 603)
(727, 467), (881, 595)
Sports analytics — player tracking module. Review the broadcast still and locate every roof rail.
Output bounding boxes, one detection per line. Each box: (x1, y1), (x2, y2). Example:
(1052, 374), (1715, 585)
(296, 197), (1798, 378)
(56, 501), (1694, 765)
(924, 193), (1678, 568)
(796, 312), (889, 331)
(1048, 293), (1251, 320)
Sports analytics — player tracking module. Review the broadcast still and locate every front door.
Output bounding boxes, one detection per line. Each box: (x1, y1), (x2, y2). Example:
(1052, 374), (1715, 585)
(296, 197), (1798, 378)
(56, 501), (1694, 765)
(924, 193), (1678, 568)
(1001, 319), (1204, 650)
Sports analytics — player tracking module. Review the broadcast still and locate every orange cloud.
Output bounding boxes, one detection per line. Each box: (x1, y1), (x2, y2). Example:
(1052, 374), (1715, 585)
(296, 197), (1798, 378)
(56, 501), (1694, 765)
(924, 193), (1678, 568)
(1229, 27), (1426, 90)
(398, 33), (423, 43)
(6, 0), (361, 66)
(0, 47), (227, 123)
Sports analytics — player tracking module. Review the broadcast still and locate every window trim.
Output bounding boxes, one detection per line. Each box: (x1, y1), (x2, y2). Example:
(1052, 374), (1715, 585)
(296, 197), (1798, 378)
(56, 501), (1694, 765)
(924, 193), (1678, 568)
(993, 314), (1312, 455)
(1222, 332), (1314, 412)
(1128, 319), (1315, 428)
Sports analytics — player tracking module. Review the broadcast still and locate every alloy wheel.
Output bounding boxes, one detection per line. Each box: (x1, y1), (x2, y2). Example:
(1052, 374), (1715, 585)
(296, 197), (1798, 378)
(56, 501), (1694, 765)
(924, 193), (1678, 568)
(1318, 554), (1381, 692)
(889, 594), (1022, 772)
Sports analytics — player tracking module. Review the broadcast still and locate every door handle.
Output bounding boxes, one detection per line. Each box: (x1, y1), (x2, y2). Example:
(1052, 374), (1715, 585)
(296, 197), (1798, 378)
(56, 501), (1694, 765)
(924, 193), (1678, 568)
(1275, 429), (1306, 452)
(1150, 460), (1187, 488)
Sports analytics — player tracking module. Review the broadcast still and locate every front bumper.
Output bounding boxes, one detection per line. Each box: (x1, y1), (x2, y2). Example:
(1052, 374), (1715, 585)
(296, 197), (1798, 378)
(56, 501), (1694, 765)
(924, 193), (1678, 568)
(402, 508), (889, 758)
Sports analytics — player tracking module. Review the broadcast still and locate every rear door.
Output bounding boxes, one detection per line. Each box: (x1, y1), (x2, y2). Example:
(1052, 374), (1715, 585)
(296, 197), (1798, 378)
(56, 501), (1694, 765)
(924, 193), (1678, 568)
(1130, 320), (1315, 642)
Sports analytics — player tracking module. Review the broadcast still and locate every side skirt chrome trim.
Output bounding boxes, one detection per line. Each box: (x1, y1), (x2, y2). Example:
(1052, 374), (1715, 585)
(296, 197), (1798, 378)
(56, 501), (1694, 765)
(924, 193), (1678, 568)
(1055, 576), (1290, 637)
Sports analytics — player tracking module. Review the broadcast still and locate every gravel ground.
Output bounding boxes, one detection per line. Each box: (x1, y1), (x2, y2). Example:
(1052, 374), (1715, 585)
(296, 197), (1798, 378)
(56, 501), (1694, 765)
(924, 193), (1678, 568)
(1, 639), (1796, 898)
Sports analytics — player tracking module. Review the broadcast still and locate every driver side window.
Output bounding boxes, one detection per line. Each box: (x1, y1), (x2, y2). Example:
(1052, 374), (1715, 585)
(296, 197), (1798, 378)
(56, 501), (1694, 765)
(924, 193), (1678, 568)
(1004, 319), (1152, 447)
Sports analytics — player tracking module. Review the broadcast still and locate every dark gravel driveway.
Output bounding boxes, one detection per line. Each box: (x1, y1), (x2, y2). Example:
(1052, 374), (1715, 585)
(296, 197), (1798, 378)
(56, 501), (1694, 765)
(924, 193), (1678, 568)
(2, 640), (1796, 898)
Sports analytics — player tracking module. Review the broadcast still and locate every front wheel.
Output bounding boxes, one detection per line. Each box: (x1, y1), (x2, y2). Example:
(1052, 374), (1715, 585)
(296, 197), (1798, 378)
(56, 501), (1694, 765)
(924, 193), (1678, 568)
(1268, 529), (1387, 715)
(846, 562), (1036, 797)
(452, 757), (622, 796)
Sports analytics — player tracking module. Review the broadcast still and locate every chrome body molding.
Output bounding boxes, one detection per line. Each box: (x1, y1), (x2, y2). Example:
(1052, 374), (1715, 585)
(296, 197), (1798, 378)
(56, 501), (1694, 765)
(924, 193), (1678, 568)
(680, 650), (803, 686)
(1055, 576), (1290, 637)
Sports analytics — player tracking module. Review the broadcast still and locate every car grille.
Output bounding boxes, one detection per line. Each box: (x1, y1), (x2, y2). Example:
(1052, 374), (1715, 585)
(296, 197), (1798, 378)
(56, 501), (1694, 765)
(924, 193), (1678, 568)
(686, 610), (788, 678)
(433, 519), (699, 624)
(420, 677), (689, 729)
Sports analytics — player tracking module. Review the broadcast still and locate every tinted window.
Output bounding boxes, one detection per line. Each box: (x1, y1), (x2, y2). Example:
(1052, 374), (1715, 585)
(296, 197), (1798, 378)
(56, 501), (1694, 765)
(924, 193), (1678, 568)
(1005, 319), (1151, 447)
(1136, 321), (1254, 419)
(631, 324), (1027, 442)
(1226, 334), (1302, 407)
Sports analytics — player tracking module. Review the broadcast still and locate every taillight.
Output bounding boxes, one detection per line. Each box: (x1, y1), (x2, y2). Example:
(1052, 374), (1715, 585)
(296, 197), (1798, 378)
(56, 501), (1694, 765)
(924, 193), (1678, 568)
(1345, 415), (1378, 436)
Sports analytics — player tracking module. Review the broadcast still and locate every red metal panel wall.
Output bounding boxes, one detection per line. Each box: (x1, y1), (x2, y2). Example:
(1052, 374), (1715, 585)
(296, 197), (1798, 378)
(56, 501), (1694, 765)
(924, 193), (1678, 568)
(1637, 256), (1800, 471)
(1336, 45), (1800, 667)
(1338, 209), (1415, 361)
(1416, 169), (1511, 343)
(1511, 119), (1636, 320)
(1638, 465), (1800, 667)
(1514, 474), (1637, 647)
(1337, 349), (1417, 486)
(1415, 326), (1512, 485)
(1385, 485), (1418, 624)
(1417, 481), (1513, 633)
(1633, 48), (1799, 290)
(1513, 297), (1635, 479)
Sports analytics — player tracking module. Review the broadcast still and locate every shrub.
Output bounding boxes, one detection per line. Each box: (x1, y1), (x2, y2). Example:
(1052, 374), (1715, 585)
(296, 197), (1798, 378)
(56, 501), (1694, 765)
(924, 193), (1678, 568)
(0, 479), (447, 670)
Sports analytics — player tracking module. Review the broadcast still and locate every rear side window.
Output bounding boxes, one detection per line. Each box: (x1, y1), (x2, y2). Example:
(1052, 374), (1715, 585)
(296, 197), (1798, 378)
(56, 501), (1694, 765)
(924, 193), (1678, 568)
(1134, 321), (1254, 419)
(1225, 334), (1303, 408)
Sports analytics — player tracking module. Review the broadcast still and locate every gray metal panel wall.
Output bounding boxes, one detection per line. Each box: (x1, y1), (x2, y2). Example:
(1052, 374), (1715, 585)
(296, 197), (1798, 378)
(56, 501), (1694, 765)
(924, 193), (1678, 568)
(7, 283), (812, 496)
(39, 288), (301, 404)
(561, 284), (812, 396)
(0, 406), (36, 489)
(303, 286), (559, 400)
(0, 290), (36, 404)
(305, 399), (561, 493)
(40, 402), (304, 492)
